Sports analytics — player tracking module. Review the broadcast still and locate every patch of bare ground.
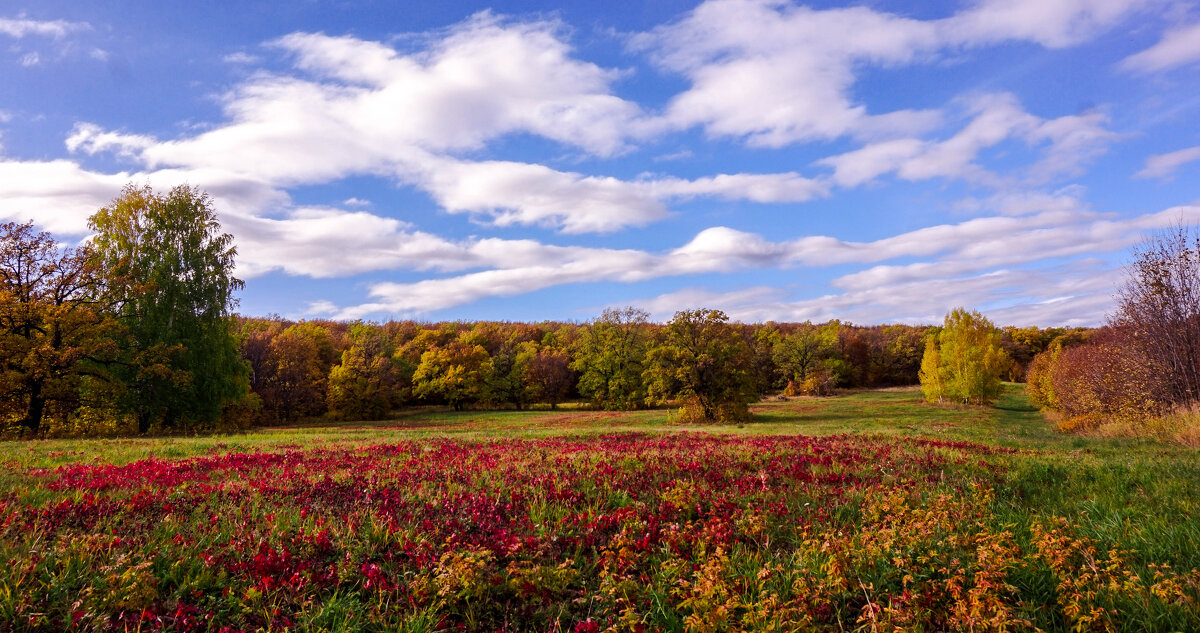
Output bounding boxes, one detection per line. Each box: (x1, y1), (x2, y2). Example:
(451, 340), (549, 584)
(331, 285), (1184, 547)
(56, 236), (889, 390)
(531, 410), (643, 428)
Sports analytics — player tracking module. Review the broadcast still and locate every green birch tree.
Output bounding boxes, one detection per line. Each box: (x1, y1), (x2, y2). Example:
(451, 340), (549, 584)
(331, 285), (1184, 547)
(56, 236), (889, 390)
(88, 184), (248, 432)
(919, 309), (1008, 405)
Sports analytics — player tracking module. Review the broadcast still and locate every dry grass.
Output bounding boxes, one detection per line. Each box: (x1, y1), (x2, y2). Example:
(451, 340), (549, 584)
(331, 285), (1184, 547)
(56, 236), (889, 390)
(1085, 409), (1200, 446)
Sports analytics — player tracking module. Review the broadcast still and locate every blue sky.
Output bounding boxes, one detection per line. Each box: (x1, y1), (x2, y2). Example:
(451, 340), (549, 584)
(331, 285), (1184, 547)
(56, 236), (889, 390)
(2, 0), (1199, 326)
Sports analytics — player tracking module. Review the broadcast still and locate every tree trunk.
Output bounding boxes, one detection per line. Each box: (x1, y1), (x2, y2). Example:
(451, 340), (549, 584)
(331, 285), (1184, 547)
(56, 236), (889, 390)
(24, 381), (44, 434)
(138, 411), (153, 434)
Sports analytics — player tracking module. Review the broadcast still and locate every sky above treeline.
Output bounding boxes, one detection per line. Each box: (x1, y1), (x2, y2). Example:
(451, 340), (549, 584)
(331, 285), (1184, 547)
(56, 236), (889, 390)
(2, 0), (1199, 326)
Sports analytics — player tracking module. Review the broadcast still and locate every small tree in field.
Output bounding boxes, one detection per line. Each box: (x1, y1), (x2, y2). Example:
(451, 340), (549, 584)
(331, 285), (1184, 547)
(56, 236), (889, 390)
(920, 309), (1009, 405)
(644, 309), (757, 422)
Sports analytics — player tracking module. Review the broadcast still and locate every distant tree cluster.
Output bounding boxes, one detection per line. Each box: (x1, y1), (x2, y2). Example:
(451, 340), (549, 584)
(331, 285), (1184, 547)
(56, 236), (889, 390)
(232, 308), (941, 426)
(1027, 226), (1200, 430)
(914, 308), (1095, 407)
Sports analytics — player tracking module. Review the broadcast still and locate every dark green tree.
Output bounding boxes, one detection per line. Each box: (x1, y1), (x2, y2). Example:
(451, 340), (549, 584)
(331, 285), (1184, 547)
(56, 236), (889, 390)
(644, 309), (757, 421)
(571, 307), (651, 410)
(89, 184), (248, 432)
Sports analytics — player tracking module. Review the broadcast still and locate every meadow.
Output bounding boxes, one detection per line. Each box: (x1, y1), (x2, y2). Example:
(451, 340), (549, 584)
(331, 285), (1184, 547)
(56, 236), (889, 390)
(1, 385), (1198, 632)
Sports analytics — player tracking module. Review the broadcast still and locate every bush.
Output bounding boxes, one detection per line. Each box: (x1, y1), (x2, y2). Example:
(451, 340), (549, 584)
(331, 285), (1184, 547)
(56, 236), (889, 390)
(1028, 328), (1168, 431)
(42, 406), (138, 438)
(673, 398), (749, 424)
(1050, 338), (1166, 424)
(1024, 346), (1059, 410)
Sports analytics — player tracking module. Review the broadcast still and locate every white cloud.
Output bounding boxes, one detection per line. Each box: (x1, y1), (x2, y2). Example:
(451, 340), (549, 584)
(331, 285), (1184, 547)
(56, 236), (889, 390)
(1120, 21), (1200, 73)
(66, 122), (157, 159)
(1135, 145), (1200, 179)
(954, 186), (1092, 217)
(0, 159), (133, 234)
(19, 52), (40, 67)
(411, 158), (670, 233)
(319, 202), (1200, 319)
(410, 157), (829, 234)
(224, 208), (474, 279)
(222, 51), (260, 65)
(817, 93), (1116, 187)
(0, 16), (89, 39)
(647, 172), (828, 203)
(0, 159), (288, 236)
(636, 0), (942, 147)
(941, 0), (1151, 49)
(635, 0), (1144, 150)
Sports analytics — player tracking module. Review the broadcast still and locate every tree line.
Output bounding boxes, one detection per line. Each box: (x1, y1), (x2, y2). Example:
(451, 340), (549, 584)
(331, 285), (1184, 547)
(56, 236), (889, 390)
(233, 307), (1078, 428)
(237, 308), (931, 426)
(1, 184), (1090, 437)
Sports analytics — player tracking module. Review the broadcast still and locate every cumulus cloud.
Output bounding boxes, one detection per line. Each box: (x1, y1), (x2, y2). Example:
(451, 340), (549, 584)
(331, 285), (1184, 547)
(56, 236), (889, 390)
(635, 0), (1142, 149)
(411, 158), (670, 234)
(224, 208), (474, 279)
(124, 13), (645, 186)
(1120, 21), (1200, 73)
(635, 0), (942, 147)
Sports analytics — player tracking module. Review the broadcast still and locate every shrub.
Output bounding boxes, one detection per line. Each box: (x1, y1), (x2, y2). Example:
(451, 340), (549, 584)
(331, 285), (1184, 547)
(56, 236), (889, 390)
(1024, 345), (1060, 410)
(1049, 336), (1166, 426)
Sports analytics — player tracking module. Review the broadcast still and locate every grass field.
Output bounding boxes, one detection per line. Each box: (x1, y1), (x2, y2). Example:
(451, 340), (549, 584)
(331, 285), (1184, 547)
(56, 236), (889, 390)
(1, 385), (1198, 632)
